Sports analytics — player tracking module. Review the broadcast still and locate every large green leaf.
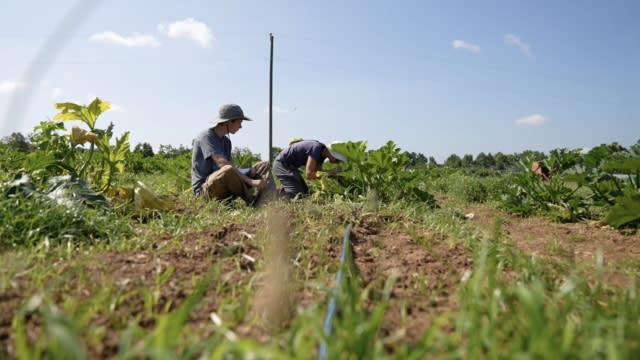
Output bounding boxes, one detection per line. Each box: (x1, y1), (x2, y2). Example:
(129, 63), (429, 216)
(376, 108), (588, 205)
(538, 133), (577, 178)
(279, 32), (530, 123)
(601, 157), (640, 175)
(87, 97), (111, 117)
(23, 152), (77, 180)
(331, 141), (368, 163)
(54, 102), (83, 113)
(112, 132), (131, 170)
(53, 98), (111, 130)
(604, 192), (640, 228)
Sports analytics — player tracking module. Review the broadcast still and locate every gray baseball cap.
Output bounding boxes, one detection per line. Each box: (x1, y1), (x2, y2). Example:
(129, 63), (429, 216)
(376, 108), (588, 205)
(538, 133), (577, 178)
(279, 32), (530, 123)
(214, 104), (252, 125)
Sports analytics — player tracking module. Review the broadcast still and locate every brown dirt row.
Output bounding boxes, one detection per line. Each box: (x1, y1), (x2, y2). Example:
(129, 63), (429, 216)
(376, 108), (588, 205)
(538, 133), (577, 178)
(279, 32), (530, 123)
(465, 205), (640, 286)
(349, 215), (473, 346)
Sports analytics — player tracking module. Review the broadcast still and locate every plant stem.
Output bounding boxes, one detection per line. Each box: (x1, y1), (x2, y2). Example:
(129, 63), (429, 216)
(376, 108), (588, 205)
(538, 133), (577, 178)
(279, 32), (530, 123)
(78, 143), (95, 179)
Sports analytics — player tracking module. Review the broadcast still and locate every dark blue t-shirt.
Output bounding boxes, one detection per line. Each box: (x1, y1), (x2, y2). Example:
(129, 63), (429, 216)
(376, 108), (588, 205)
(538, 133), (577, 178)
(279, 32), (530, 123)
(275, 140), (326, 168)
(191, 128), (231, 195)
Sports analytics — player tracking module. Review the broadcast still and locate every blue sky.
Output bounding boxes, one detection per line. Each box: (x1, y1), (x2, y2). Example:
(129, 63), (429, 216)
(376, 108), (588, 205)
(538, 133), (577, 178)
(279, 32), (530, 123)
(1, 0), (638, 162)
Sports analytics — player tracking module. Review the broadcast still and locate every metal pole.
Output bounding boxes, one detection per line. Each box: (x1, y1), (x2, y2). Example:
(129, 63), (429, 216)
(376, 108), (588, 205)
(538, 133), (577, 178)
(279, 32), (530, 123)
(269, 33), (274, 162)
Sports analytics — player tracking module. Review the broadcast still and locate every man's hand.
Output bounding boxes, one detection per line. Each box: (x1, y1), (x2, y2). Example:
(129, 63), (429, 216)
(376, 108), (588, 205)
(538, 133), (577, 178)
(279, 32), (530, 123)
(252, 178), (266, 191)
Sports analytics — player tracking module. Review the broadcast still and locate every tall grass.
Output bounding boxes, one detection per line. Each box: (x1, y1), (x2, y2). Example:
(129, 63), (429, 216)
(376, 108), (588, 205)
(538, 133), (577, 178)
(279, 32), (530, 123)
(0, 192), (132, 249)
(453, 219), (640, 358)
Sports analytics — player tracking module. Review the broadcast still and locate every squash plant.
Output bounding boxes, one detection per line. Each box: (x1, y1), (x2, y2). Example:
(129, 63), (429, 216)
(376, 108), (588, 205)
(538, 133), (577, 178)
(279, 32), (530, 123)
(25, 98), (130, 193)
(502, 159), (589, 222)
(319, 140), (435, 205)
(600, 154), (640, 228)
(500, 141), (640, 227)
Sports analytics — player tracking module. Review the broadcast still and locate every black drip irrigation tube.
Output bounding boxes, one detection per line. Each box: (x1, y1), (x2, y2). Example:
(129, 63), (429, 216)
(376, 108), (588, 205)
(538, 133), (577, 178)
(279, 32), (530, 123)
(318, 223), (356, 360)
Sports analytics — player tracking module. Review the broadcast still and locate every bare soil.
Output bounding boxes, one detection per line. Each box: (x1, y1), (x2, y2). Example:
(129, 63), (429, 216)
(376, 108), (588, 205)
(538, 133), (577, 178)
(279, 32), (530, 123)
(465, 205), (640, 286)
(350, 214), (472, 345)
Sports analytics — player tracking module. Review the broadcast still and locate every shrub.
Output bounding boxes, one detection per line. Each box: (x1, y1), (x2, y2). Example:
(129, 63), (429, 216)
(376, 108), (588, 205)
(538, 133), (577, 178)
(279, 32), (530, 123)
(448, 173), (489, 203)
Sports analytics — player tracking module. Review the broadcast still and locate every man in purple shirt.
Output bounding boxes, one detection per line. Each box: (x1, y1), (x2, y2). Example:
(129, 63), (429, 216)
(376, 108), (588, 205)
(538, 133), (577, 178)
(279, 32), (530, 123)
(191, 104), (275, 206)
(273, 139), (344, 199)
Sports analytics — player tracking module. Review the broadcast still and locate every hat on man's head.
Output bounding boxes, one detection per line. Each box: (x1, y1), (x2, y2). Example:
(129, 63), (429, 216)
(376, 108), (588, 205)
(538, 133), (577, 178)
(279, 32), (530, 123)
(214, 104), (252, 126)
(328, 149), (346, 162)
(328, 141), (347, 162)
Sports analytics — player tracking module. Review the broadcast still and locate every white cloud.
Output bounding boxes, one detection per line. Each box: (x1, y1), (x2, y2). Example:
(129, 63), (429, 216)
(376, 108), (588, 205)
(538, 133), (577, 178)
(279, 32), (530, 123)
(504, 34), (532, 57)
(0, 80), (26, 93)
(90, 31), (160, 48)
(110, 103), (125, 112)
(452, 40), (480, 53)
(51, 87), (64, 100)
(515, 114), (548, 126)
(158, 18), (213, 48)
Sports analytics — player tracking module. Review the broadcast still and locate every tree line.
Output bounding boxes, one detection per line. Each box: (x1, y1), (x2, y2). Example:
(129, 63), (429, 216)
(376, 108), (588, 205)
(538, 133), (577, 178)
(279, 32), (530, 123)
(3, 131), (636, 174)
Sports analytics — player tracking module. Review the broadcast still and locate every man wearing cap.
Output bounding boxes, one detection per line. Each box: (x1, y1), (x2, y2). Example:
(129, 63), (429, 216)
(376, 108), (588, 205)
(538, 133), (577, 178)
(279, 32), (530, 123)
(273, 139), (345, 199)
(191, 104), (275, 206)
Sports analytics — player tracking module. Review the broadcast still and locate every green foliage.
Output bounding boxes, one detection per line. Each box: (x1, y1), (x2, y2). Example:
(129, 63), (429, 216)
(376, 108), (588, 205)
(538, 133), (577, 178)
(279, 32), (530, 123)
(601, 157), (640, 191)
(25, 120), (76, 179)
(461, 154), (473, 168)
(232, 147), (261, 168)
(133, 142), (155, 157)
(125, 151), (162, 174)
(124, 150), (191, 195)
(444, 153), (462, 168)
(3, 119), (640, 358)
(117, 272), (213, 358)
(474, 152), (496, 168)
(95, 123), (130, 191)
(54, 98), (111, 130)
(430, 170), (506, 205)
(447, 173), (489, 203)
(547, 148), (581, 174)
(157, 144), (190, 159)
(13, 295), (88, 360)
(322, 270), (395, 359)
(3, 186), (640, 358)
(406, 151), (430, 167)
(515, 150), (547, 163)
(455, 222), (640, 359)
(499, 180), (537, 217)
(325, 140), (435, 205)
(499, 159), (589, 221)
(438, 151), (520, 171)
(1, 132), (33, 152)
(126, 146), (190, 176)
(498, 142), (640, 225)
(0, 142), (28, 172)
(604, 191), (640, 228)
(0, 177), (130, 248)
(631, 139), (640, 155)
(271, 146), (283, 162)
(493, 152), (512, 170)
(4, 98), (133, 256)
(583, 143), (628, 170)
(24, 98), (130, 192)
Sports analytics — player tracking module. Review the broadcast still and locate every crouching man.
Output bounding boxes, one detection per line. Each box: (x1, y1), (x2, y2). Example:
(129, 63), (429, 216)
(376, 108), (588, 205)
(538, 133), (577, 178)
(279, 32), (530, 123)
(531, 160), (551, 181)
(191, 103), (275, 206)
